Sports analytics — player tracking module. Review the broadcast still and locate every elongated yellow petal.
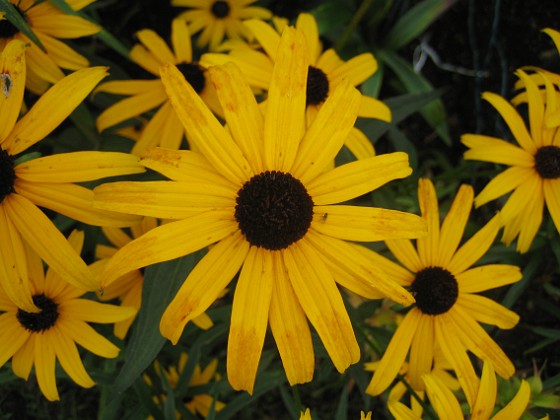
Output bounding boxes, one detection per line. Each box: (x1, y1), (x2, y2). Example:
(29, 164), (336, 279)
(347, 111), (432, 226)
(544, 179), (560, 233)
(366, 309), (421, 395)
(5, 67), (108, 155)
(161, 231), (250, 343)
(457, 294), (520, 329)
(59, 299), (136, 323)
(492, 380), (531, 420)
(283, 242), (359, 373)
(31, 14), (100, 38)
(388, 401), (422, 420)
(263, 27), (308, 172)
(136, 28), (175, 65)
(16, 180), (142, 227)
(16, 152), (144, 183)
(516, 70), (545, 147)
(34, 333), (59, 401)
(292, 81), (361, 183)
(423, 373), (463, 420)
(296, 13), (320, 62)
(345, 127), (376, 160)
(457, 264), (522, 293)
(37, 32), (89, 70)
(471, 361), (497, 420)
(244, 19), (281, 61)
(386, 238), (424, 273)
(129, 44), (160, 75)
(0, 314), (29, 367)
(99, 211), (237, 289)
(462, 134), (535, 167)
(11, 331), (35, 379)
(133, 102), (185, 154)
(269, 252), (314, 385)
(409, 315), (434, 390)
(0, 39), (26, 143)
(209, 63), (264, 173)
(58, 318), (120, 358)
(312, 205), (426, 242)
(307, 152), (412, 205)
(359, 95), (392, 121)
(227, 247), (273, 393)
(160, 63), (252, 185)
(51, 328), (95, 388)
(330, 53), (378, 87)
(475, 166), (533, 207)
(417, 179), (440, 267)
(21, 36), (64, 85)
(95, 79), (163, 95)
(4, 193), (97, 291)
(200, 50), (272, 90)
(171, 18), (192, 63)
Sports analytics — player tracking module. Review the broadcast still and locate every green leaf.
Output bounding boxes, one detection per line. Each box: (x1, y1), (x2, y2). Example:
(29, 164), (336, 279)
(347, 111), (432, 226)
(0, 0), (45, 50)
(334, 383), (350, 420)
(106, 252), (199, 403)
(383, 0), (455, 50)
(377, 49), (451, 145)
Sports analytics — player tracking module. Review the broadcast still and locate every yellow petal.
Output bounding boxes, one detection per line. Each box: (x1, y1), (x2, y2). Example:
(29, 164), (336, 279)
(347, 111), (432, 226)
(544, 179), (560, 234)
(34, 333), (59, 401)
(244, 19), (281, 62)
(0, 314), (29, 367)
(227, 247), (273, 393)
(58, 318), (120, 358)
(38, 32), (89, 70)
(474, 166), (533, 207)
(136, 28), (175, 65)
(457, 264), (522, 294)
(11, 331), (35, 379)
(409, 315), (434, 390)
(388, 401), (422, 420)
(462, 134), (534, 167)
(0, 39), (26, 142)
(296, 13), (321, 62)
(5, 67), (108, 155)
(160, 231), (250, 344)
(59, 299), (136, 323)
(516, 70), (544, 147)
(31, 13), (100, 37)
(416, 178), (440, 267)
(132, 102), (185, 154)
(457, 294), (520, 329)
(471, 361), (497, 420)
(51, 328), (95, 388)
(344, 127), (376, 160)
(263, 27), (308, 172)
(171, 18), (193, 63)
(359, 95), (392, 121)
(386, 238), (424, 273)
(492, 380), (531, 420)
(423, 373), (463, 420)
(330, 53), (378, 87)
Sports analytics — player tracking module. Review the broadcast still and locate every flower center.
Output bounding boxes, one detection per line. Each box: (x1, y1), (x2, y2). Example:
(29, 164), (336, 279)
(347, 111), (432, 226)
(410, 267), (458, 315)
(210, 0), (230, 18)
(235, 171), (314, 250)
(16, 294), (59, 332)
(306, 66), (329, 106)
(0, 5), (26, 39)
(534, 145), (560, 179)
(0, 148), (16, 204)
(176, 63), (206, 94)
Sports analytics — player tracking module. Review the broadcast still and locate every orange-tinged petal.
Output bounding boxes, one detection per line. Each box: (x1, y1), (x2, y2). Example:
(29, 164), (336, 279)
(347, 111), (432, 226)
(366, 308), (421, 396)
(269, 252), (314, 385)
(263, 27), (308, 172)
(160, 231), (250, 344)
(227, 247), (273, 393)
(0, 39), (26, 143)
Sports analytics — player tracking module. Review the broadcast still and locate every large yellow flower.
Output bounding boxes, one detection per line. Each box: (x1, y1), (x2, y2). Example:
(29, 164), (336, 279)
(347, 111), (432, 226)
(96, 18), (222, 155)
(462, 70), (560, 253)
(0, 40), (144, 313)
(0, 230), (135, 401)
(201, 13), (391, 160)
(0, 0), (100, 93)
(172, 0), (272, 51)
(93, 27), (426, 393)
(365, 179), (521, 407)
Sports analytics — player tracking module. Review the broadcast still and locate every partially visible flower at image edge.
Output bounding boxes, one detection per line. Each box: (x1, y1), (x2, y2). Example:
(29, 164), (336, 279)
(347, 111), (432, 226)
(0, 230), (136, 401)
(462, 70), (560, 253)
(365, 178), (522, 407)
(172, 0), (272, 51)
(93, 27), (426, 393)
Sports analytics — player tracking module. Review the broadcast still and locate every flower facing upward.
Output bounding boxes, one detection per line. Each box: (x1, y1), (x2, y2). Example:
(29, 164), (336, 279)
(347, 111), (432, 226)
(462, 70), (560, 253)
(94, 27), (426, 393)
(201, 13), (391, 160)
(0, 0), (100, 93)
(96, 18), (223, 155)
(366, 179), (521, 407)
(0, 40), (144, 312)
(0, 230), (136, 401)
(172, 0), (272, 51)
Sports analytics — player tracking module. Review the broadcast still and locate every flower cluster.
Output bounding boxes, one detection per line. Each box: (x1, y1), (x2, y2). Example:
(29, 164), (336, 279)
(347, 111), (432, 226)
(0, 1), (557, 418)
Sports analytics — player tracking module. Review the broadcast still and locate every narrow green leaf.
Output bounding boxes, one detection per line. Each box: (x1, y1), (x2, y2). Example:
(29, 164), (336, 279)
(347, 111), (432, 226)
(334, 384), (350, 420)
(383, 0), (455, 50)
(0, 0), (45, 50)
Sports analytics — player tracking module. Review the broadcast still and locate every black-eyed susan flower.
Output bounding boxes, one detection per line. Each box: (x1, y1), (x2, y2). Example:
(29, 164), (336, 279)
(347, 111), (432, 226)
(91, 216), (213, 339)
(0, 0), (100, 93)
(96, 18), (222, 155)
(388, 361), (531, 420)
(0, 229), (136, 402)
(172, 0), (272, 51)
(146, 352), (224, 418)
(0, 40), (144, 312)
(366, 179), (521, 407)
(462, 70), (560, 253)
(201, 13), (391, 160)
(93, 27), (426, 393)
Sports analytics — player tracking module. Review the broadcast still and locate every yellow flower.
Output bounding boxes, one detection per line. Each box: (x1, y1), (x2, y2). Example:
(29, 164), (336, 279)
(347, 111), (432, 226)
(388, 361), (532, 420)
(366, 179), (521, 407)
(94, 27), (426, 393)
(91, 216), (213, 339)
(0, 0), (100, 93)
(96, 18), (223, 155)
(172, 0), (272, 51)
(0, 40), (144, 312)
(0, 230), (136, 401)
(201, 13), (391, 160)
(146, 352), (224, 418)
(299, 408), (372, 420)
(462, 70), (560, 253)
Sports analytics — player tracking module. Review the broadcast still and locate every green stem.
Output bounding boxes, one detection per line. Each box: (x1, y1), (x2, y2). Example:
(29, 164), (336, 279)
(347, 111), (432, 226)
(335, 0), (375, 53)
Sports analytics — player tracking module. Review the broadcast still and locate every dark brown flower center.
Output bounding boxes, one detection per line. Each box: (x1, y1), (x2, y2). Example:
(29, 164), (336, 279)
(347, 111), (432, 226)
(0, 5), (25, 39)
(306, 66), (329, 106)
(411, 267), (458, 315)
(534, 145), (560, 179)
(211, 1), (230, 18)
(176, 63), (206, 94)
(16, 294), (59, 332)
(0, 148), (15, 204)
(235, 171), (314, 250)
